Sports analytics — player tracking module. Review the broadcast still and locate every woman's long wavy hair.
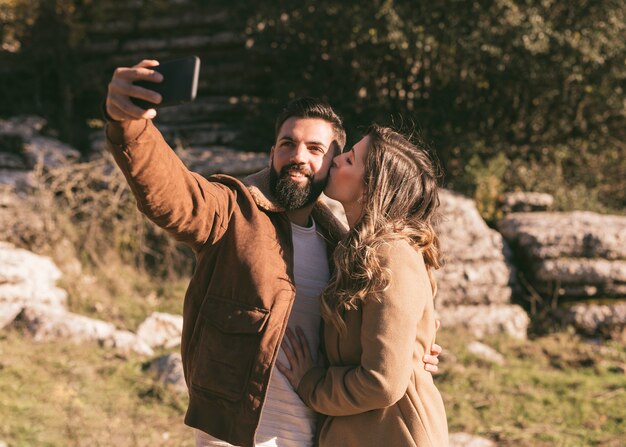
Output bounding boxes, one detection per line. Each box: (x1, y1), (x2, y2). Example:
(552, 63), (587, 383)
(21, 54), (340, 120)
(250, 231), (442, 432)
(321, 124), (443, 335)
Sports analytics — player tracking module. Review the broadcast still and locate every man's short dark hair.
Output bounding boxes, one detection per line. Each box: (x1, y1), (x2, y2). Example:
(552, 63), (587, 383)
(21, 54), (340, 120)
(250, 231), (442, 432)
(274, 97), (346, 152)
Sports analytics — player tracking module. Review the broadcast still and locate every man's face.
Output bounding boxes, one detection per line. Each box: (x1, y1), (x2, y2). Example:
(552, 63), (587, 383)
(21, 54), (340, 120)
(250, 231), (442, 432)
(269, 117), (337, 210)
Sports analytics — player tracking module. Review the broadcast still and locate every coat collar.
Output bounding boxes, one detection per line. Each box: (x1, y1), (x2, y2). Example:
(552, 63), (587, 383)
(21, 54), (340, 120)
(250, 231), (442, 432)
(243, 167), (347, 242)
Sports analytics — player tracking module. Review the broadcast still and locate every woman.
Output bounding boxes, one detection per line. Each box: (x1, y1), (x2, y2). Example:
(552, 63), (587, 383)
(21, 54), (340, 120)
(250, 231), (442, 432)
(277, 125), (449, 446)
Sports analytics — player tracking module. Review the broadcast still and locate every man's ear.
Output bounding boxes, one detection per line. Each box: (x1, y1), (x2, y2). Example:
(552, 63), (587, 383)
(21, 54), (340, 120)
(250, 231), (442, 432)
(269, 146), (275, 168)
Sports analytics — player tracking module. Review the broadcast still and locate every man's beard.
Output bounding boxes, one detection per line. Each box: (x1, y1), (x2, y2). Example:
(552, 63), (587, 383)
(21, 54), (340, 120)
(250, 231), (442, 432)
(269, 163), (326, 211)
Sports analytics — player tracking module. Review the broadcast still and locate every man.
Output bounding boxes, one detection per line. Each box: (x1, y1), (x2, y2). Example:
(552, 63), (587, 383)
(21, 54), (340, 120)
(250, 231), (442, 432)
(105, 60), (441, 447)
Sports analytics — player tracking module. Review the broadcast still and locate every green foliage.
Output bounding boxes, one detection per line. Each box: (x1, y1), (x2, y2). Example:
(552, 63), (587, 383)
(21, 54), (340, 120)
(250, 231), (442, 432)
(244, 0), (626, 214)
(462, 151), (510, 223)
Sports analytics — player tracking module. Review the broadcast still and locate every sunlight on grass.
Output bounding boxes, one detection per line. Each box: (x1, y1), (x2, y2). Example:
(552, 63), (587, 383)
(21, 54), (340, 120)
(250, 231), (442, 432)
(0, 330), (194, 446)
(436, 329), (626, 446)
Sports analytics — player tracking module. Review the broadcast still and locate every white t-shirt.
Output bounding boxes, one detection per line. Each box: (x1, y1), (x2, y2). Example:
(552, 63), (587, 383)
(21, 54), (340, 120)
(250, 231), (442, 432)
(196, 219), (330, 447)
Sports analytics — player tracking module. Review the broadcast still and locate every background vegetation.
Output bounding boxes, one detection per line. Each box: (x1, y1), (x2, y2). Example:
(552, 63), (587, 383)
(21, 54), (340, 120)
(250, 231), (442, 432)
(1, 0), (625, 220)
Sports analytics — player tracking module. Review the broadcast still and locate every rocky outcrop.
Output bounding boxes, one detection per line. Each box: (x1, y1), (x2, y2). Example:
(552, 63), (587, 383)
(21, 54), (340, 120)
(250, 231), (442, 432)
(136, 312), (183, 349)
(558, 302), (626, 337)
(0, 242), (154, 355)
(436, 304), (529, 340)
(434, 190), (529, 339)
(498, 212), (626, 301)
(500, 191), (554, 213)
(0, 116), (80, 190)
(0, 242), (67, 309)
(435, 190), (515, 307)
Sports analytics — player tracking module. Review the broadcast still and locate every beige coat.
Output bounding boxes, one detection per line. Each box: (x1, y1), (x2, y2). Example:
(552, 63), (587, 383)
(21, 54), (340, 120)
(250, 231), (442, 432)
(297, 240), (449, 447)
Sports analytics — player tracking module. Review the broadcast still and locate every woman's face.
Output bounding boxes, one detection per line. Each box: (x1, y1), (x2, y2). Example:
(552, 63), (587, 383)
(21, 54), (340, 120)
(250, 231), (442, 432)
(324, 135), (369, 206)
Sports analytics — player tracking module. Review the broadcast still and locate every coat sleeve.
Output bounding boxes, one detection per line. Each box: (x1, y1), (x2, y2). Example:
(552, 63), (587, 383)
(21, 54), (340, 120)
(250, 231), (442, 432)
(105, 119), (234, 251)
(297, 244), (431, 416)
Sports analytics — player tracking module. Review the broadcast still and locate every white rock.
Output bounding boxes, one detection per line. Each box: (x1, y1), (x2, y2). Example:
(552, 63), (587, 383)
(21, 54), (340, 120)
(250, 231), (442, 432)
(450, 432), (497, 447)
(437, 304), (529, 340)
(17, 305), (116, 343)
(561, 302), (626, 336)
(467, 341), (506, 365)
(0, 242), (67, 308)
(102, 330), (154, 356)
(137, 312), (183, 348)
(0, 302), (22, 329)
(436, 190), (516, 307)
(145, 352), (187, 394)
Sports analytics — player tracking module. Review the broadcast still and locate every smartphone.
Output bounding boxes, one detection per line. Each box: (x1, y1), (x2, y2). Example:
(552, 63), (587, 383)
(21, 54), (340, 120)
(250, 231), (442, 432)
(131, 55), (200, 109)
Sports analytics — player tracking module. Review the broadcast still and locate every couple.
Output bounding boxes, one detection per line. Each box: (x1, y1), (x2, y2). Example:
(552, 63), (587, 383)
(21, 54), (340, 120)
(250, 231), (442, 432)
(105, 60), (448, 447)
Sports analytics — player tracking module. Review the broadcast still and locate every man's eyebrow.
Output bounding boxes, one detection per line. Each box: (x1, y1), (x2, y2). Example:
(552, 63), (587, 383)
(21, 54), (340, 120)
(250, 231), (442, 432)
(308, 140), (328, 148)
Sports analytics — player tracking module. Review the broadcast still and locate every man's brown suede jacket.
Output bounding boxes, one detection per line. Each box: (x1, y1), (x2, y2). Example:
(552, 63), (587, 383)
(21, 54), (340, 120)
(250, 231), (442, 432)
(105, 119), (346, 447)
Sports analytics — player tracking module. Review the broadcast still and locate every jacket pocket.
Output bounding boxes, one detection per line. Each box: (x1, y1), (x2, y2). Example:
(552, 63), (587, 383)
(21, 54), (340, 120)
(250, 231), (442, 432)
(190, 296), (270, 401)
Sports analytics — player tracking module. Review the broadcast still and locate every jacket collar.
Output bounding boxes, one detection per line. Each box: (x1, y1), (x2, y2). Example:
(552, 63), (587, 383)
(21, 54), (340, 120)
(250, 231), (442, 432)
(243, 167), (347, 242)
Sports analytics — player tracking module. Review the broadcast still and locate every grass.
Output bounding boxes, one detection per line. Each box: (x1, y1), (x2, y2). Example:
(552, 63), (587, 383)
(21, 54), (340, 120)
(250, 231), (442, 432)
(1, 314), (624, 446)
(0, 328), (194, 447)
(59, 259), (188, 332)
(436, 329), (626, 446)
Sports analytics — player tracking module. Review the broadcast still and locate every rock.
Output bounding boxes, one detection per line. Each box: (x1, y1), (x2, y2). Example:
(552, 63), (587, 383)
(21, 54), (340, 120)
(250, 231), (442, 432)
(435, 260), (512, 306)
(0, 302), (22, 330)
(15, 305), (116, 343)
(0, 116), (46, 138)
(467, 341), (506, 365)
(437, 304), (529, 340)
(559, 302), (626, 337)
(499, 211), (626, 302)
(137, 312), (183, 349)
(102, 330), (154, 357)
(145, 352), (187, 394)
(501, 191), (554, 213)
(499, 212), (626, 261)
(436, 190), (516, 307)
(0, 116), (80, 171)
(449, 432), (497, 447)
(22, 136), (80, 168)
(534, 259), (626, 298)
(0, 242), (67, 309)
(0, 169), (36, 190)
(13, 305), (155, 356)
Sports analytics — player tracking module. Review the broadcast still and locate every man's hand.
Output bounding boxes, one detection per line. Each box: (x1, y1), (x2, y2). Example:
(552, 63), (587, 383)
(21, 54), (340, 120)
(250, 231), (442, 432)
(423, 319), (442, 373)
(105, 59), (163, 122)
(276, 327), (316, 390)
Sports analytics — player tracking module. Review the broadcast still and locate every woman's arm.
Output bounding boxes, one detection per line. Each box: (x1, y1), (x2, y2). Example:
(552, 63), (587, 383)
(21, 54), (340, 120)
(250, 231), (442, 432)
(279, 246), (435, 416)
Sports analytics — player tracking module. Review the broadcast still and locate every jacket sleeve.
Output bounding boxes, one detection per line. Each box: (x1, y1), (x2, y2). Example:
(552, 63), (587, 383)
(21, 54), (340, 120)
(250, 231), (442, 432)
(297, 245), (431, 416)
(105, 119), (234, 251)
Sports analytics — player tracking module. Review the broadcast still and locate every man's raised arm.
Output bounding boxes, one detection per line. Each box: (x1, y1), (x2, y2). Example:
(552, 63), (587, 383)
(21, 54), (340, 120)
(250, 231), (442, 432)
(104, 60), (234, 251)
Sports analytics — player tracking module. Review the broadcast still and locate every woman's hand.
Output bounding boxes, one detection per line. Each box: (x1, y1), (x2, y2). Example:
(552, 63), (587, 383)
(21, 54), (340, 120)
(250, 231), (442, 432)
(423, 319), (442, 373)
(276, 326), (316, 390)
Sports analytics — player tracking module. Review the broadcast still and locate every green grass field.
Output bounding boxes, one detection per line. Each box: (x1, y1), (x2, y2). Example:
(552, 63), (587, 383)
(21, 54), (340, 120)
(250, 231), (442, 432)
(1, 325), (624, 446)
